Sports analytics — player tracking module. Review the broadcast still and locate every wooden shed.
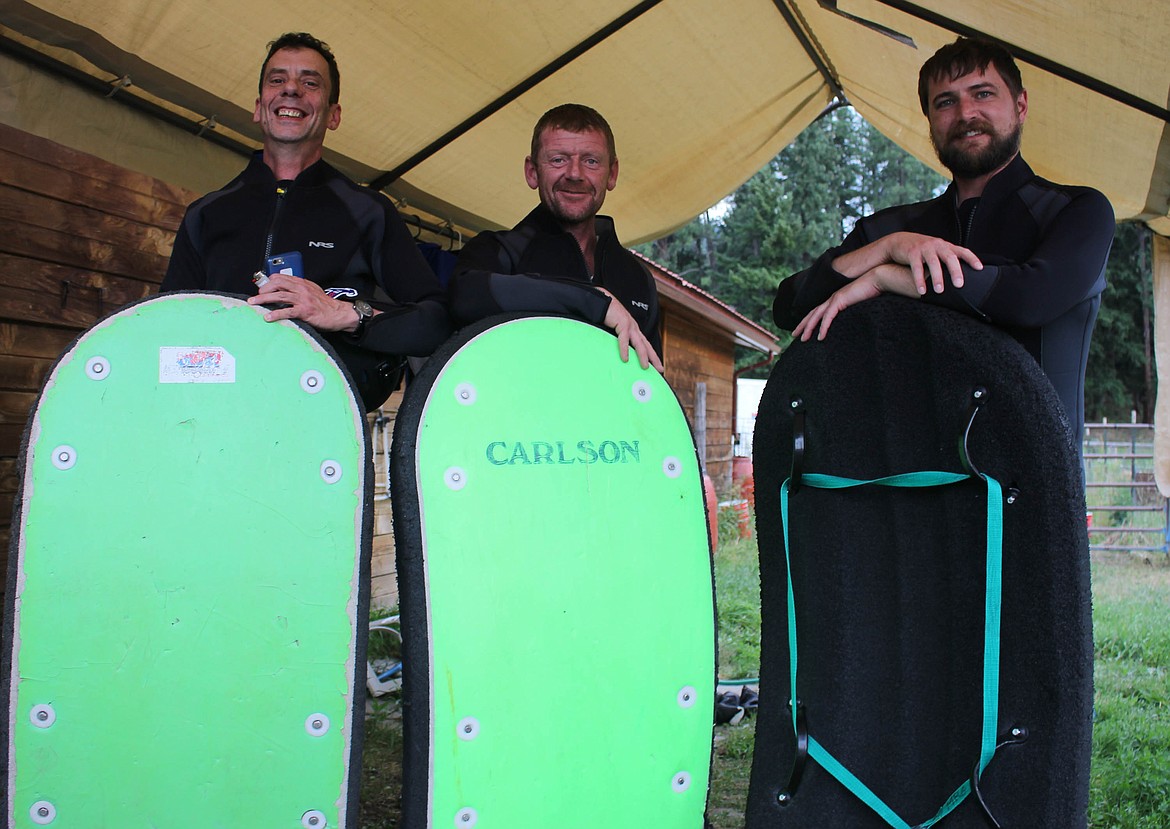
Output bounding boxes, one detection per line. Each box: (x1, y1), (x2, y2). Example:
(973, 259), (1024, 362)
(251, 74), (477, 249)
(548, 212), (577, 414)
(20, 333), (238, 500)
(0, 121), (776, 606)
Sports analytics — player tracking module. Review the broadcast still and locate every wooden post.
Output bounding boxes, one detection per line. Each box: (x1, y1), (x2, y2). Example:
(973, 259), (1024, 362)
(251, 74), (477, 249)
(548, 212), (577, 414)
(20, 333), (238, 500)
(1153, 234), (1170, 496)
(695, 381), (708, 473)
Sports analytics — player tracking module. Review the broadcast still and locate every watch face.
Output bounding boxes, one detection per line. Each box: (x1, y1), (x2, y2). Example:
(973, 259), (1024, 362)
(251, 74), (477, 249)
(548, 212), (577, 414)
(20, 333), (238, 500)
(354, 300), (373, 318)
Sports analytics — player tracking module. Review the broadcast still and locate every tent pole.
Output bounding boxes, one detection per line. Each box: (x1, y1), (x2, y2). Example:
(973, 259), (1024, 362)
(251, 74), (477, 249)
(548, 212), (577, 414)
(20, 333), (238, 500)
(870, 0), (1170, 123)
(368, 0), (665, 190)
(769, 0), (847, 104)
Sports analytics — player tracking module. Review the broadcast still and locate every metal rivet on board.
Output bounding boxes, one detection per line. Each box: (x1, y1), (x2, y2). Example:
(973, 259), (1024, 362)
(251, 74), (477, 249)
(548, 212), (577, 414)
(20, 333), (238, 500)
(305, 713), (330, 737)
(30, 704), (55, 728)
(454, 807), (478, 827)
(85, 356), (110, 381)
(457, 717), (480, 741)
(672, 771), (692, 793)
(662, 456), (682, 479)
(301, 810), (327, 828)
(444, 467), (468, 491)
(320, 460), (342, 484)
(677, 686), (697, 708)
(301, 370), (325, 394)
(30, 801), (56, 825)
(632, 380), (652, 402)
(51, 446), (77, 471)
(454, 383), (477, 406)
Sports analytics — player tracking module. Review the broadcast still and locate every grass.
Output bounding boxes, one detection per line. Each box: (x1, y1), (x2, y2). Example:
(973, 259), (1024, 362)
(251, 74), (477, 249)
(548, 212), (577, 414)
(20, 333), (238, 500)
(708, 531), (761, 829)
(714, 533), (762, 680)
(708, 720), (757, 829)
(1089, 553), (1170, 829)
(359, 525), (1170, 828)
(359, 702), (403, 829)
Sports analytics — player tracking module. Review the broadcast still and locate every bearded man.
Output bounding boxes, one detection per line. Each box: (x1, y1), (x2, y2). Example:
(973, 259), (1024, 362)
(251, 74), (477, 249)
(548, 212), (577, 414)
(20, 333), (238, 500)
(772, 37), (1114, 437)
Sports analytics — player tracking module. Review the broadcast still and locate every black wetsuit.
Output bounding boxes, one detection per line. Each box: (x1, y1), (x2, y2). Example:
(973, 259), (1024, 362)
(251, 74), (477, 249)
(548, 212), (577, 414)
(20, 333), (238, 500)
(773, 154), (1114, 435)
(451, 204), (662, 359)
(162, 153), (451, 409)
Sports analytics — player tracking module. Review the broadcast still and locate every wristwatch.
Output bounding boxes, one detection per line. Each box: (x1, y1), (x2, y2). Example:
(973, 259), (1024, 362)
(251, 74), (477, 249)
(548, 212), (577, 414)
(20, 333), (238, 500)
(352, 299), (374, 338)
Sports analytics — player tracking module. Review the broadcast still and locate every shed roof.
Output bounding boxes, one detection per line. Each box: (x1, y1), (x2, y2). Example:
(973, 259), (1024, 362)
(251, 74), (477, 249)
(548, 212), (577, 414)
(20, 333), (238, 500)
(636, 251), (780, 355)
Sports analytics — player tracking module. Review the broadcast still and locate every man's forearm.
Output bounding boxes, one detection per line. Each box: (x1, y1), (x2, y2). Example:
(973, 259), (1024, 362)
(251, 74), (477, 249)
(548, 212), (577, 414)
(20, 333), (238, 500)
(360, 299), (453, 357)
(830, 236), (891, 278)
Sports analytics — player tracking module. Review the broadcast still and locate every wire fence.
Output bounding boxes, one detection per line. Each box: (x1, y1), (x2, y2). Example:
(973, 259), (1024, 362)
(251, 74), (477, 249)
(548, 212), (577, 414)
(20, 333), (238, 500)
(1083, 421), (1168, 554)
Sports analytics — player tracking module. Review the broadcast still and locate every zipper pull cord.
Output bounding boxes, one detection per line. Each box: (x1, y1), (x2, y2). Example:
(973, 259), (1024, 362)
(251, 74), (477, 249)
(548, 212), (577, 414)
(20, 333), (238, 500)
(263, 183), (291, 263)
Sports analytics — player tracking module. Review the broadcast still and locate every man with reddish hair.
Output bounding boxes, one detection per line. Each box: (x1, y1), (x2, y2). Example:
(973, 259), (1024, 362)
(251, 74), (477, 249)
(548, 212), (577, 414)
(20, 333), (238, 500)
(451, 103), (662, 371)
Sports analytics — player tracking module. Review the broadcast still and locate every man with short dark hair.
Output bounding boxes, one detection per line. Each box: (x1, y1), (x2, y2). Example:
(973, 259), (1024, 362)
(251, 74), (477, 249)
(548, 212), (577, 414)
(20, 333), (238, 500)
(773, 37), (1114, 436)
(162, 32), (451, 410)
(451, 103), (663, 371)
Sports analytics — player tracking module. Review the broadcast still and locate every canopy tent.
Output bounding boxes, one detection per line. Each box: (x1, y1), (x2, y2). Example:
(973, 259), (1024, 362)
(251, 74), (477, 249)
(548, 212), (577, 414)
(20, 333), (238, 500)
(3, 0), (1170, 488)
(1, 0), (1167, 243)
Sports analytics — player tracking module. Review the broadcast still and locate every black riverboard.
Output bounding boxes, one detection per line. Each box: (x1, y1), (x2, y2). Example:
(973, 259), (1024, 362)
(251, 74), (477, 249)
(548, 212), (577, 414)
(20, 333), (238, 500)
(745, 297), (1092, 828)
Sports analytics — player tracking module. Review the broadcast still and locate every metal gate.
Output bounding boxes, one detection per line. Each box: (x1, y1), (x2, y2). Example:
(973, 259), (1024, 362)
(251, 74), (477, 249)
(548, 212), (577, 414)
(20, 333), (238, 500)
(1083, 421), (1169, 554)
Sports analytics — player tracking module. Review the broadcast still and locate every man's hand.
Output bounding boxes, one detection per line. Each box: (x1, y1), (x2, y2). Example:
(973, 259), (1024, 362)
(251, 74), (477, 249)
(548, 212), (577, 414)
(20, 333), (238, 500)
(832, 231), (982, 295)
(882, 232), (982, 295)
(598, 288), (663, 372)
(247, 275), (362, 332)
(793, 263), (920, 342)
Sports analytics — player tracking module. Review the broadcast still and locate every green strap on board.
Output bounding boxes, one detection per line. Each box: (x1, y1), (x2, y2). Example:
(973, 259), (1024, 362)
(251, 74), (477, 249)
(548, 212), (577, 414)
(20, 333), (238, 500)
(780, 471), (1004, 828)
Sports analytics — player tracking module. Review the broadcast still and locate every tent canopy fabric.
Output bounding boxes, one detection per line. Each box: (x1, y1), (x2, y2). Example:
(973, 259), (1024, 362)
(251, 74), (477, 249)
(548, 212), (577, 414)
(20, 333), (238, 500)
(0, 0), (1168, 243)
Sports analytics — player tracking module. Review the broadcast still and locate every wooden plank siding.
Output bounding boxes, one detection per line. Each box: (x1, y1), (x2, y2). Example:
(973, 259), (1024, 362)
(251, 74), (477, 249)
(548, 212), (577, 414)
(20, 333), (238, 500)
(0, 124), (196, 597)
(662, 308), (736, 492)
(0, 122), (410, 610)
(368, 389), (404, 610)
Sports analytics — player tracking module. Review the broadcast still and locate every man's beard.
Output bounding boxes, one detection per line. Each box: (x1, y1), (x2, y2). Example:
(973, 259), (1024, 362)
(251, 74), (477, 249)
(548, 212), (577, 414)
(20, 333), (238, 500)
(935, 121), (1022, 179)
(547, 188), (600, 226)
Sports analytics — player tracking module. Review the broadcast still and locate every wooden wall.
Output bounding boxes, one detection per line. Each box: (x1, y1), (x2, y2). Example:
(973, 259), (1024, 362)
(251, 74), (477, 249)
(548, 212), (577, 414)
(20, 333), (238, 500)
(0, 124), (412, 610)
(0, 122), (191, 599)
(662, 308), (736, 492)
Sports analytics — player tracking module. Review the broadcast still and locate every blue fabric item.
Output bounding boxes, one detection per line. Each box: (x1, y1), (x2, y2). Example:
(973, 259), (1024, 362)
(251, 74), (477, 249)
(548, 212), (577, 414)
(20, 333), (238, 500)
(416, 241), (459, 287)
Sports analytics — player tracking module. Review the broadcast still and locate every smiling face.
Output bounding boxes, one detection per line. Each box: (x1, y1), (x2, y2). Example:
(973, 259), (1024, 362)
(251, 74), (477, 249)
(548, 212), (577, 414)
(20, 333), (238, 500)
(524, 127), (618, 228)
(927, 66), (1027, 182)
(253, 46), (341, 152)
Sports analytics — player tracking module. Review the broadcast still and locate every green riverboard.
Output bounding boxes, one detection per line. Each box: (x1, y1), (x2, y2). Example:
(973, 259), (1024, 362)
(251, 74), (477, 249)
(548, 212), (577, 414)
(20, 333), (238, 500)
(392, 316), (716, 829)
(2, 293), (370, 829)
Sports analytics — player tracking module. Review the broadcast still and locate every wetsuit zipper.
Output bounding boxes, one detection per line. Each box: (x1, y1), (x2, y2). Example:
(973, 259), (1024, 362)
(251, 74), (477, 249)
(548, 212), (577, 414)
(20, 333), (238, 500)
(571, 231), (600, 283)
(261, 182), (292, 268)
(959, 200), (978, 246)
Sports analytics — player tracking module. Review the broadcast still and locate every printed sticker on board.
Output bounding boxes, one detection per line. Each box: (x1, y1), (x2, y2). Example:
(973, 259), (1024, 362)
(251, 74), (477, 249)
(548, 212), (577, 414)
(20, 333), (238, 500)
(159, 346), (236, 383)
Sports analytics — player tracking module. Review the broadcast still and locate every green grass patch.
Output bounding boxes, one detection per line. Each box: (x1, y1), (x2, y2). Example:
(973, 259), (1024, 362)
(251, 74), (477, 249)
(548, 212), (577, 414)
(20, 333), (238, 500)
(716, 533), (761, 681)
(708, 721), (756, 829)
(359, 705), (403, 828)
(1089, 553), (1170, 829)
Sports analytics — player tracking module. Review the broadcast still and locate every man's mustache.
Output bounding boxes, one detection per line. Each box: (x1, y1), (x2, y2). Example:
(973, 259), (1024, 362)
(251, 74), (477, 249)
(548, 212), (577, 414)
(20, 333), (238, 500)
(947, 119), (994, 142)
